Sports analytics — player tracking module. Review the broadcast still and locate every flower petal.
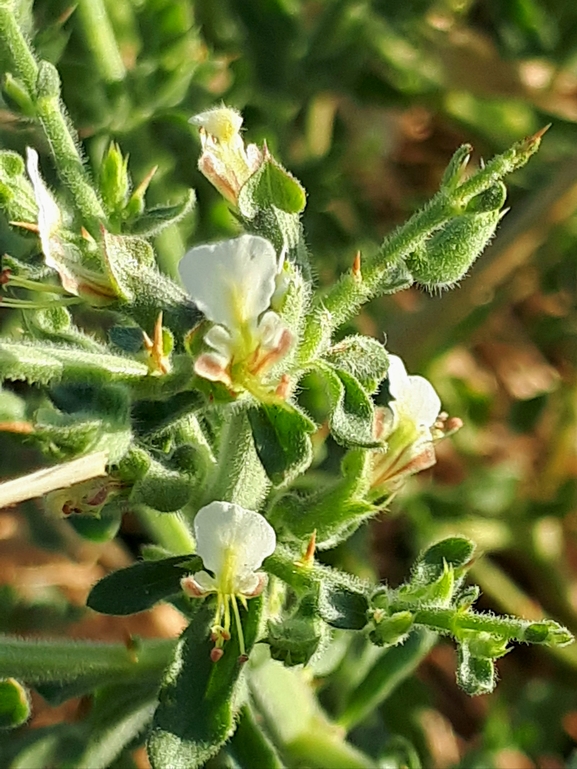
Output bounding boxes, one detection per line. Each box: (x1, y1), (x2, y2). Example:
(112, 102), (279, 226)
(204, 324), (233, 357)
(403, 375), (441, 427)
(179, 235), (278, 330)
(189, 107), (243, 142)
(386, 355), (410, 400)
(194, 501), (276, 580)
(25, 148), (62, 268)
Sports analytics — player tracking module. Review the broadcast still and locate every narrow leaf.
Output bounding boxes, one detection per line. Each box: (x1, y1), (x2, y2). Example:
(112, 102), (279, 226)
(87, 555), (200, 616)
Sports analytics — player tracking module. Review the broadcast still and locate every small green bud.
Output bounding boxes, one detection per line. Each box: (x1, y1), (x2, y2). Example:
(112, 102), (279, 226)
(267, 615), (322, 666)
(524, 620), (574, 646)
(131, 458), (194, 512)
(460, 631), (509, 659)
(2, 73), (35, 117)
(36, 60), (61, 100)
(99, 143), (130, 214)
(0, 679), (30, 730)
(369, 610), (414, 647)
(406, 183), (507, 291)
(455, 585), (481, 610)
(440, 144), (473, 190)
(113, 445), (151, 482)
(456, 643), (496, 696)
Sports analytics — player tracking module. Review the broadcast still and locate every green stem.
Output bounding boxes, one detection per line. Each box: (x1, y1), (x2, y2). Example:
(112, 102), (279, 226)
(76, 0), (126, 83)
(0, 2), (38, 96)
(337, 629), (435, 731)
(0, 635), (175, 683)
(412, 606), (529, 640)
(137, 506), (195, 554)
(204, 408), (269, 510)
(0, 5), (105, 227)
(299, 131), (545, 361)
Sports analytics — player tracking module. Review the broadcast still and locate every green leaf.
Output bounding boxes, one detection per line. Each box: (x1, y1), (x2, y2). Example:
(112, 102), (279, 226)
(412, 537), (476, 585)
(318, 582), (369, 630)
(128, 190), (196, 237)
(0, 340), (149, 386)
(248, 402), (315, 486)
(229, 705), (285, 769)
(0, 678), (30, 729)
(87, 555), (200, 616)
(323, 335), (389, 394)
(315, 362), (380, 448)
(67, 510), (122, 543)
(148, 599), (263, 769)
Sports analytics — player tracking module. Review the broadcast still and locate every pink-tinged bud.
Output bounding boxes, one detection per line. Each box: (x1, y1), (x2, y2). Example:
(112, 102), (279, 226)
(238, 654), (249, 664)
(194, 353), (232, 386)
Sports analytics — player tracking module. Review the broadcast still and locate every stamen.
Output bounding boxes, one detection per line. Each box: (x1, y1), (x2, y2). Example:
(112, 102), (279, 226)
(231, 594), (246, 658)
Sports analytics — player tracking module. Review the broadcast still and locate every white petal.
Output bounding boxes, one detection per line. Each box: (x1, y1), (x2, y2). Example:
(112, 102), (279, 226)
(26, 148), (61, 266)
(179, 235), (278, 330)
(194, 501), (276, 579)
(192, 570), (218, 592)
(387, 355), (410, 400)
(194, 352), (231, 384)
(257, 311), (285, 349)
(403, 376), (441, 427)
(204, 324), (233, 357)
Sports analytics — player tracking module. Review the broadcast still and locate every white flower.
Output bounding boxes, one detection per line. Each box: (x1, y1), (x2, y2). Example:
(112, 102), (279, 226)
(25, 149), (115, 303)
(181, 501), (276, 660)
(179, 234), (293, 395)
(371, 355), (444, 492)
(190, 106), (262, 205)
(387, 355), (441, 438)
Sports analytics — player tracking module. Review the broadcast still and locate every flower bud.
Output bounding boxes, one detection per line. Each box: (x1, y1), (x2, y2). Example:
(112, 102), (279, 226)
(406, 182), (507, 290)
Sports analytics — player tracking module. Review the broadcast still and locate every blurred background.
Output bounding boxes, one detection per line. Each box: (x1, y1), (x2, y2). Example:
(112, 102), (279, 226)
(0, 0), (576, 767)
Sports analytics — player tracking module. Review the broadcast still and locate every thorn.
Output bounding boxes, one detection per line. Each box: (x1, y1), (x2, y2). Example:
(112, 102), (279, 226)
(9, 221), (39, 233)
(1, 268), (11, 285)
(352, 250), (361, 281)
(133, 164), (158, 200)
(80, 226), (95, 243)
(529, 123), (552, 143)
(298, 530), (316, 568)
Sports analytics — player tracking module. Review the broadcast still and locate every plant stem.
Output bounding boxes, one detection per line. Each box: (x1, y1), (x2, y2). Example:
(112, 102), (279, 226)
(137, 506), (195, 554)
(0, 635), (175, 683)
(76, 0), (126, 84)
(0, 2), (38, 96)
(0, 2), (105, 227)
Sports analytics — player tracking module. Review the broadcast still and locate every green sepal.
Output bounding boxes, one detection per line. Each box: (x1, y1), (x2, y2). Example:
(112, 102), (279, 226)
(147, 599), (263, 769)
(405, 183), (507, 290)
(238, 151), (306, 218)
(27, 307), (109, 353)
(87, 555), (200, 616)
(101, 230), (201, 336)
(0, 149), (37, 223)
(127, 190), (196, 237)
(369, 610), (415, 648)
(267, 595), (323, 666)
(99, 142), (130, 215)
(131, 458), (195, 512)
(322, 335), (389, 394)
(0, 678), (30, 730)
(440, 144), (473, 191)
(459, 631), (510, 660)
(2, 73), (36, 117)
(272, 449), (375, 547)
(378, 736), (423, 769)
(314, 362), (380, 448)
(248, 402), (315, 486)
(456, 642), (496, 696)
